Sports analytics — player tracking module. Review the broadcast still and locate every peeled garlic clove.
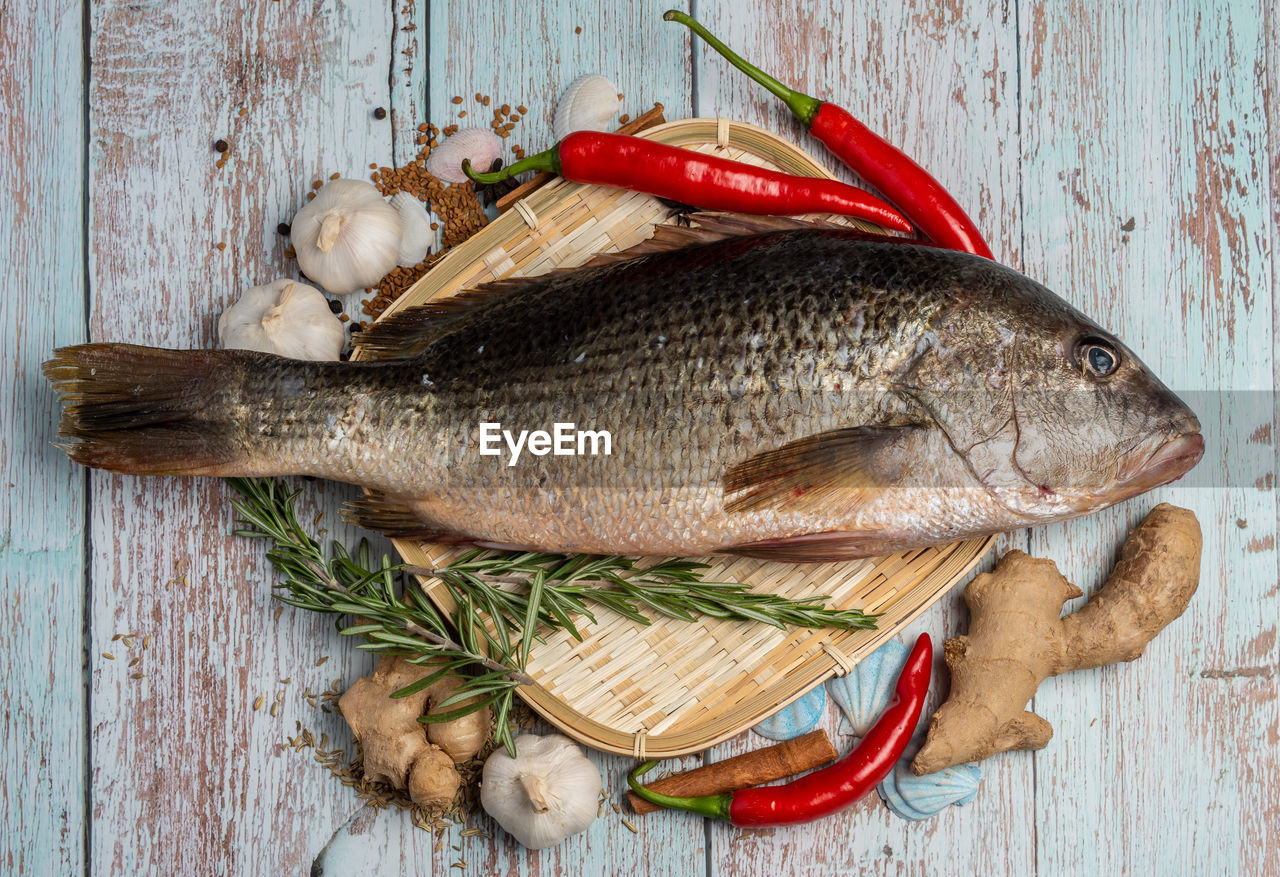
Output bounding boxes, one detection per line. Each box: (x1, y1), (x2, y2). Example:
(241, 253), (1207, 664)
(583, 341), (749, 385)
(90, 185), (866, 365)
(552, 74), (620, 141)
(390, 192), (435, 266)
(217, 278), (344, 361)
(425, 127), (501, 184)
(291, 179), (403, 294)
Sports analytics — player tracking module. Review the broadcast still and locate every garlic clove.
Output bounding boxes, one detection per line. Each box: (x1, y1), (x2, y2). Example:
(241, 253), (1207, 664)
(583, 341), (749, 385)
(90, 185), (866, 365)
(390, 192), (436, 266)
(218, 278), (345, 361)
(552, 74), (620, 141)
(425, 127), (502, 184)
(291, 178), (403, 294)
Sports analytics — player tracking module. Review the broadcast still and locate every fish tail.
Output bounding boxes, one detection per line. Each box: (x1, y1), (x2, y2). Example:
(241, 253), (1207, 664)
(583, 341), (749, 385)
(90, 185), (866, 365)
(43, 343), (261, 476)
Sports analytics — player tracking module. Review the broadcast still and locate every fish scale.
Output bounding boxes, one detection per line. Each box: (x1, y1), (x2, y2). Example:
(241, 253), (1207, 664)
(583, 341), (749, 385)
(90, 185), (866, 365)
(45, 228), (1201, 561)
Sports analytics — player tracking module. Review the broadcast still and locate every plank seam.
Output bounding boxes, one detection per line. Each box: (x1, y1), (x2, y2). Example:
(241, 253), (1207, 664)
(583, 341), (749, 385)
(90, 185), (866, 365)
(79, 0), (93, 872)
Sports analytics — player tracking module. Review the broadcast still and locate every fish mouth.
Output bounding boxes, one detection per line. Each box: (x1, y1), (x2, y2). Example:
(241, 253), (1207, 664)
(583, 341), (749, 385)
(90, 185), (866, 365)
(1114, 431), (1204, 495)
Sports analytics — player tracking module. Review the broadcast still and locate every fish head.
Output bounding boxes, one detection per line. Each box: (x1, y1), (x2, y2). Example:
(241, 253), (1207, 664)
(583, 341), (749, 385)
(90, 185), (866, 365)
(902, 266), (1202, 519)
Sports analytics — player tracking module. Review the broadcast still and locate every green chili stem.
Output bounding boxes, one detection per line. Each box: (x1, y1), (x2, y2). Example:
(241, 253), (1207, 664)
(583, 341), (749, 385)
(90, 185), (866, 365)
(662, 10), (822, 127)
(627, 760), (733, 821)
(463, 146), (561, 184)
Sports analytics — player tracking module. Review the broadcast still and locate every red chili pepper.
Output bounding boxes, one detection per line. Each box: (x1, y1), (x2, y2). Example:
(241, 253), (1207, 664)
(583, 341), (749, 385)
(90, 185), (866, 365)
(627, 633), (932, 826)
(665, 11), (992, 260)
(463, 131), (913, 233)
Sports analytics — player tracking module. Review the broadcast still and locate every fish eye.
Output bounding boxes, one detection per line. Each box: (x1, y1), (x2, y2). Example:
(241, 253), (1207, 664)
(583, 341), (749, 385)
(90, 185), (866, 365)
(1075, 336), (1120, 378)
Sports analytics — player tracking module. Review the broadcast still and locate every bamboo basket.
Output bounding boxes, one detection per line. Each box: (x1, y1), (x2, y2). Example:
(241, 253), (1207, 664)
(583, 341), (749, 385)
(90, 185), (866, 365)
(363, 118), (994, 757)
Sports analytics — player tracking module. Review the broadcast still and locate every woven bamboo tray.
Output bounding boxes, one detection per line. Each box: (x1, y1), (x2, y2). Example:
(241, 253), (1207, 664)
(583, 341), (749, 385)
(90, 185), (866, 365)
(365, 118), (994, 757)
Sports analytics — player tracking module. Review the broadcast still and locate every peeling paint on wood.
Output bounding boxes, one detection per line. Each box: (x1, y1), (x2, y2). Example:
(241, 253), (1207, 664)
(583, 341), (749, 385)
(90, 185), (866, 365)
(2, 0), (1277, 874)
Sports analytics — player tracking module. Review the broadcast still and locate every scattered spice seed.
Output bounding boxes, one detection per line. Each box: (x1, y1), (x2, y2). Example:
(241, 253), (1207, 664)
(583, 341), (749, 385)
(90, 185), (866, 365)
(284, 246), (297, 259)
(458, 110), (467, 118)
(216, 242), (227, 251)
(277, 222), (290, 235)
(129, 657), (141, 668)
(254, 695), (265, 711)
(621, 818), (639, 834)
(214, 139), (229, 153)
(575, 25), (582, 34)
(130, 672), (145, 679)
(102, 653), (115, 661)
(451, 96), (463, 105)
(328, 299), (342, 314)
(111, 634), (123, 642)
(481, 95), (490, 107)
(143, 636), (152, 650)
(270, 702), (280, 717)
(238, 107), (248, 116)
(373, 107), (387, 120)
(312, 179), (323, 190)
(517, 105), (527, 114)
(619, 114), (631, 124)
(316, 656), (329, 666)
(330, 172), (341, 180)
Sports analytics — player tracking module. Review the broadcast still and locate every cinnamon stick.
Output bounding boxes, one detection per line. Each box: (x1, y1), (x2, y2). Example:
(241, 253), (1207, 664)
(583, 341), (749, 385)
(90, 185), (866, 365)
(626, 729), (837, 815)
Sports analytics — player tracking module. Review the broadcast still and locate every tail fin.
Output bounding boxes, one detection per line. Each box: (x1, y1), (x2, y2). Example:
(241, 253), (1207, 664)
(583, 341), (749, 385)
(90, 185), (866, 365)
(43, 343), (253, 475)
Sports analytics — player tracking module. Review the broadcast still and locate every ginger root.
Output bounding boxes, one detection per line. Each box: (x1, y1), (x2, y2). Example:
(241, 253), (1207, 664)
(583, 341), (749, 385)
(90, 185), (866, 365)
(338, 655), (492, 807)
(911, 503), (1201, 776)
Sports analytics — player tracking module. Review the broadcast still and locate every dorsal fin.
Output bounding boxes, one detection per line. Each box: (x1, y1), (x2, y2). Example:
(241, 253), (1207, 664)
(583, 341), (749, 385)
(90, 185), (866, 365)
(355, 213), (870, 361)
(579, 212), (854, 267)
(353, 290), (500, 361)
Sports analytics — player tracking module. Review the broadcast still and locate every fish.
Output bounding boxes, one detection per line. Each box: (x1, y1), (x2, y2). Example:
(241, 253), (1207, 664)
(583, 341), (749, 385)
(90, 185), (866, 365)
(44, 216), (1203, 562)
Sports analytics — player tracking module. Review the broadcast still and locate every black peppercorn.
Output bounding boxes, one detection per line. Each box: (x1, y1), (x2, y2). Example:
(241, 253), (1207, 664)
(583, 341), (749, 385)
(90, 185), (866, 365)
(327, 299), (342, 314)
(373, 107), (387, 120)
(214, 139), (229, 153)
(276, 222), (290, 236)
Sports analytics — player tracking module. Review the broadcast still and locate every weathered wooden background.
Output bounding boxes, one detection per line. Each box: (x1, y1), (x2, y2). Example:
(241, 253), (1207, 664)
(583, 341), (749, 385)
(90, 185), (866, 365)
(2, 0), (1276, 874)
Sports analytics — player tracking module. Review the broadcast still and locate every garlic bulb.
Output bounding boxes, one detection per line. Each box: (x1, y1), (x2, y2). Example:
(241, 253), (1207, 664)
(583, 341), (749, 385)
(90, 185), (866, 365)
(480, 734), (601, 850)
(291, 179), (402, 294)
(391, 192), (435, 266)
(425, 127), (501, 184)
(217, 278), (344, 361)
(552, 74), (620, 141)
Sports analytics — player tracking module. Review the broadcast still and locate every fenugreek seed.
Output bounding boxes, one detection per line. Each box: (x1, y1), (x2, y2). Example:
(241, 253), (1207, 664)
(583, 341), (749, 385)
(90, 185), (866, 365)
(216, 242), (227, 251)
(500, 104), (510, 115)
(458, 110), (466, 118)
(509, 114), (520, 122)
(312, 179), (323, 190)
(451, 96), (463, 105)
(330, 172), (341, 180)
(517, 105), (527, 114)
(575, 25), (582, 34)
(481, 96), (490, 106)
(254, 695), (265, 710)
(619, 114), (630, 124)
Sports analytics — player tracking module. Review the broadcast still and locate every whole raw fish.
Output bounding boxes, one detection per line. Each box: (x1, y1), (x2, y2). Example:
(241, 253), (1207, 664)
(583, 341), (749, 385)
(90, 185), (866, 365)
(45, 220), (1202, 561)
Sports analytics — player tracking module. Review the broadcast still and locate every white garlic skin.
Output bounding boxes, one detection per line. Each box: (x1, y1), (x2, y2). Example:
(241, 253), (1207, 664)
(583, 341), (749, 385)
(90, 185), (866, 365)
(217, 279), (344, 361)
(480, 734), (601, 850)
(553, 74), (620, 141)
(291, 179), (403, 294)
(390, 192), (435, 266)
(425, 127), (502, 184)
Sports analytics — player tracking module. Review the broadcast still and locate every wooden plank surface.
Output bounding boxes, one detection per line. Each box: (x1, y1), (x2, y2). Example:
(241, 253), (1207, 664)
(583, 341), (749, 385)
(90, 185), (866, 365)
(1021, 2), (1279, 875)
(0, 2), (87, 875)
(84, 2), (393, 874)
(1, 0), (1276, 874)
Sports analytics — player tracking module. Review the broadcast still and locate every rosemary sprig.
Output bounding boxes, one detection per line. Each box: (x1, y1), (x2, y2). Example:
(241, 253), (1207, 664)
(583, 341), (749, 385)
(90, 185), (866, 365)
(226, 477), (878, 754)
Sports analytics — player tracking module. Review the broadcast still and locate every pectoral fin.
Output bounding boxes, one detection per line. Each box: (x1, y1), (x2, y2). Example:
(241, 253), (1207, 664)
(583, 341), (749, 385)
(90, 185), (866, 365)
(722, 425), (915, 515)
(343, 490), (476, 544)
